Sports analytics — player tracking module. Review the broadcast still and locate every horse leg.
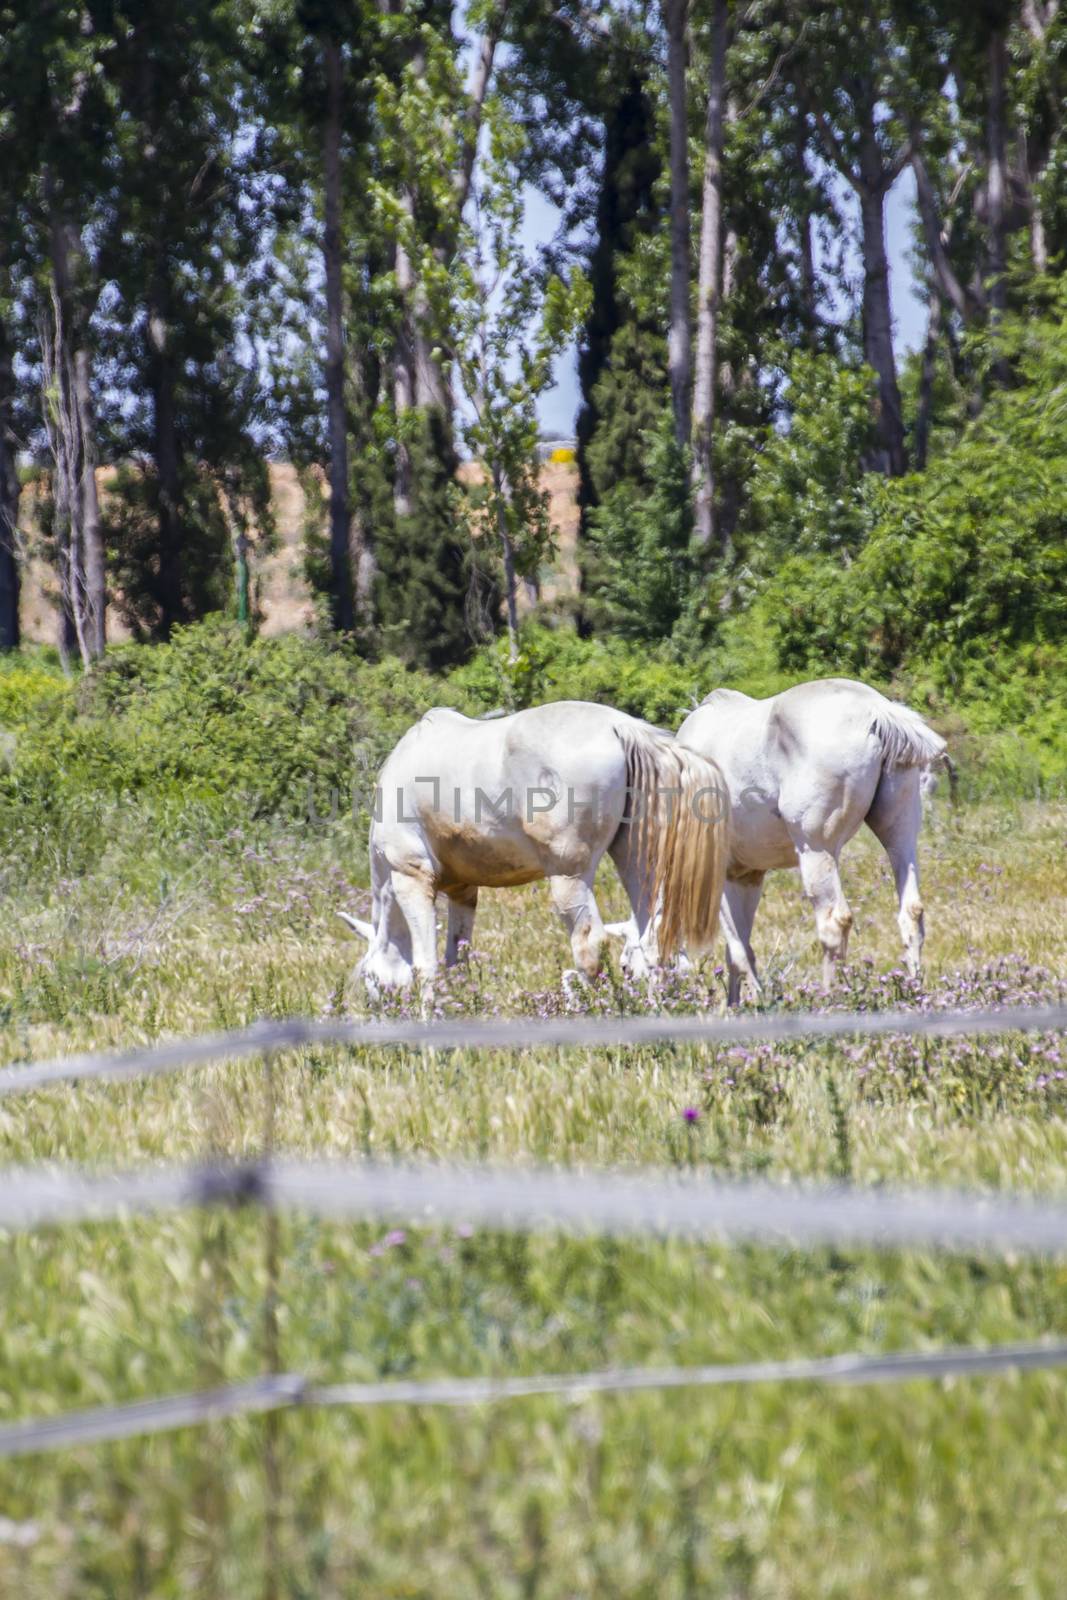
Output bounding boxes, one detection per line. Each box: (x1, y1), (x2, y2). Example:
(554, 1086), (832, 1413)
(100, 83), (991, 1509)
(390, 871), (439, 989)
(445, 887), (478, 967)
(722, 874), (764, 1005)
(548, 871), (605, 982)
(865, 767), (925, 977)
(795, 844), (852, 990)
(607, 828), (658, 972)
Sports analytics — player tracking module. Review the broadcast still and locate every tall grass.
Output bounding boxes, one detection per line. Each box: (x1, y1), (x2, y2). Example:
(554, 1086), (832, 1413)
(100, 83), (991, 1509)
(0, 795), (1064, 1596)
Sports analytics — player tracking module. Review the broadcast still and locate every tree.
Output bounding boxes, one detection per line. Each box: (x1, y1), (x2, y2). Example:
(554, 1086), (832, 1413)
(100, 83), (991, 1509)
(664, 0), (692, 445)
(100, 0), (268, 639)
(574, 63), (661, 536)
(453, 106), (588, 660)
(1017, 0), (1064, 274)
(0, 305), (20, 652)
(0, 2), (112, 660)
(792, 1), (912, 476)
(322, 28), (356, 633)
(252, 0), (386, 638)
(585, 407), (702, 642)
(40, 8), (109, 661)
(691, 0), (730, 543)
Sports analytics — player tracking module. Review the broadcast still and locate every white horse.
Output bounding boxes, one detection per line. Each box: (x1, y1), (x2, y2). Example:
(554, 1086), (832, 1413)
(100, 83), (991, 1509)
(673, 678), (950, 1002)
(339, 701), (729, 994)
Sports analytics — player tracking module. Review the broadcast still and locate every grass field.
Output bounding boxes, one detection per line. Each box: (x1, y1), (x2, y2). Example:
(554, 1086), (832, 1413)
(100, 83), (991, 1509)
(0, 795), (1065, 1597)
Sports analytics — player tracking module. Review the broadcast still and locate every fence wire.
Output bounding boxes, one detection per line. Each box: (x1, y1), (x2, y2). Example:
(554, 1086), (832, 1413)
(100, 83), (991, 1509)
(3, 1156), (1067, 1257)
(1, 1000), (1064, 1098)
(1, 1340), (1066, 1460)
(0, 1004), (1064, 1468)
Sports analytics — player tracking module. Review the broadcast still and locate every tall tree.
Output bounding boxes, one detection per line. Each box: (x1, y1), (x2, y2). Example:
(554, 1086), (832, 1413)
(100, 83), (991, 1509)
(793, 2), (911, 476)
(692, 0), (729, 546)
(0, 305), (20, 652)
(572, 60), (660, 530)
(664, 0), (692, 445)
(0, 3), (112, 659)
(0, 31), (34, 654)
(453, 102), (588, 660)
(322, 30), (355, 633)
(102, 0), (268, 639)
(985, 10), (1011, 324)
(1018, 0), (1063, 273)
(41, 9), (108, 660)
(252, 0), (380, 636)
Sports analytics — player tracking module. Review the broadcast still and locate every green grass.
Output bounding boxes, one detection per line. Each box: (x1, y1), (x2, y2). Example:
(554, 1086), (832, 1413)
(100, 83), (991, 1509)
(0, 798), (1065, 1597)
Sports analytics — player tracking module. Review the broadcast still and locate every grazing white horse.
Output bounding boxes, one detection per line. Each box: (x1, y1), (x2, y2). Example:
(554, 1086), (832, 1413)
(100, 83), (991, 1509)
(674, 678), (949, 1002)
(339, 701), (729, 994)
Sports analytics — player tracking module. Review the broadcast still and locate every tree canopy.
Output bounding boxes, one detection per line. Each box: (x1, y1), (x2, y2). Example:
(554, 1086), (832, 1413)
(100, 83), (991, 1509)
(0, 0), (1063, 711)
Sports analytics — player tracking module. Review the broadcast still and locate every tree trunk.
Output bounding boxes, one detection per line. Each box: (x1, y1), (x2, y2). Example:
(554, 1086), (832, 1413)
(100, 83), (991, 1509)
(47, 203), (106, 658)
(910, 145), (973, 321)
(39, 289), (80, 669)
(146, 285), (184, 638)
(1030, 197), (1049, 273)
(665, 0), (691, 446)
(393, 221), (415, 523)
(914, 288), (942, 471)
(73, 344), (105, 656)
(133, 26), (184, 640)
(986, 26), (1009, 319)
(691, 0), (728, 552)
(794, 113), (817, 338)
(1020, 0), (1059, 274)
(856, 106), (907, 478)
(0, 316), (20, 652)
(455, 19), (499, 213)
(413, 288), (449, 413)
(323, 35), (355, 633)
(493, 465), (520, 664)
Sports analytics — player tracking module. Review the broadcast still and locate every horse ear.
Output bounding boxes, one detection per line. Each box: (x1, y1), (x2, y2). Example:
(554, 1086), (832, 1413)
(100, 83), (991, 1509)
(603, 921), (631, 940)
(337, 910), (374, 941)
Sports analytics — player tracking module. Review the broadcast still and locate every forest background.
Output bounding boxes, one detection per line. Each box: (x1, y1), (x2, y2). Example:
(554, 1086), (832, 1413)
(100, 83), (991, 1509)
(1, 0), (1065, 800)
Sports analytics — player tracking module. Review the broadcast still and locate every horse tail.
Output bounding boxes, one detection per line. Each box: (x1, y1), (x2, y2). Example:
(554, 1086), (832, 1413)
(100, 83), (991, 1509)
(616, 725), (730, 960)
(869, 701), (947, 774)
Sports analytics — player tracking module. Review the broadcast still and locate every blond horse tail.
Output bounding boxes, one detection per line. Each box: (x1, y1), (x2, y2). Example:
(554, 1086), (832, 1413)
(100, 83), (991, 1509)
(617, 726), (729, 960)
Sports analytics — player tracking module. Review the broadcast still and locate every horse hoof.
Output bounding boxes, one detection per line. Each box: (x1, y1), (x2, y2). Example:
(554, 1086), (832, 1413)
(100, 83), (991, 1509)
(561, 969), (590, 1004)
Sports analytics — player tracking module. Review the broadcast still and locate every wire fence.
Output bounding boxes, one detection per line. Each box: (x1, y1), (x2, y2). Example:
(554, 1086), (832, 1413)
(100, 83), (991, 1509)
(6, 1154), (1067, 1255)
(3, 1341), (1067, 1461)
(1, 999), (1066, 1473)
(1, 999), (1065, 1098)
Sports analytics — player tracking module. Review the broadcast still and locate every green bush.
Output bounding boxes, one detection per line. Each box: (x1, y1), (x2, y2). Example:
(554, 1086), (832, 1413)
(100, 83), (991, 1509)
(746, 301), (1067, 789)
(0, 621), (465, 878)
(741, 350), (878, 567)
(582, 409), (712, 647)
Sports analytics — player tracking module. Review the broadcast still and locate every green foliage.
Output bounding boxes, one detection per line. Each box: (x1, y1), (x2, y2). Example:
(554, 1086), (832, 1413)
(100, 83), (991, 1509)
(573, 61), (662, 522)
(102, 465), (238, 640)
(764, 321), (1067, 675)
(0, 650), (69, 730)
(451, 623), (706, 723)
(741, 351), (878, 566)
(583, 408), (710, 646)
(581, 319), (667, 507)
(746, 305), (1067, 789)
(452, 100), (590, 653)
(0, 619), (462, 878)
(375, 410), (480, 671)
